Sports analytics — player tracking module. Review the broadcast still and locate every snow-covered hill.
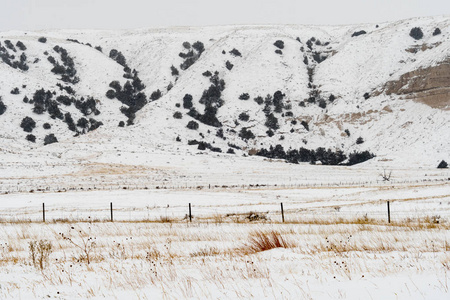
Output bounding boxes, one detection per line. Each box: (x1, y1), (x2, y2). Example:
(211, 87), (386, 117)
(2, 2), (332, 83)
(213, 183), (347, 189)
(0, 16), (449, 168)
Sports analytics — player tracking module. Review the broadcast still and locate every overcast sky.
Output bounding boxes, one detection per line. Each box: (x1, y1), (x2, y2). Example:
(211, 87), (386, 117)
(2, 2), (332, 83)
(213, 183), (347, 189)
(0, 0), (448, 31)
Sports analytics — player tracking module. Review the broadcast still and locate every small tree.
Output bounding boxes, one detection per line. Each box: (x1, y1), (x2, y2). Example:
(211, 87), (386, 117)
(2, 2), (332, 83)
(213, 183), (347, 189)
(356, 137), (364, 144)
(273, 40), (284, 49)
(150, 89), (162, 101)
(229, 48), (242, 57)
(38, 37), (47, 43)
(239, 93), (250, 100)
(409, 27), (423, 40)
(226, 61), (234, 70)
(0, 100), (6, 115)
(26, 134), (36, 143)
(433, 28), (441, 36)
(437, 160), (448, 169)
(20, 117), (36, 132)
(187, 120), (199, 130)
(183, 94), (193, 109)
(173, 111), (182, 119)
(44, 134), (58, 145)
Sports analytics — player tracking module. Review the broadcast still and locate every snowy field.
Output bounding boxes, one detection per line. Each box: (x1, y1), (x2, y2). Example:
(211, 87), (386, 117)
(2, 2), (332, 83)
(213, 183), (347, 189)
(0, 221), (449, 299)
(0, 161), (449, 299)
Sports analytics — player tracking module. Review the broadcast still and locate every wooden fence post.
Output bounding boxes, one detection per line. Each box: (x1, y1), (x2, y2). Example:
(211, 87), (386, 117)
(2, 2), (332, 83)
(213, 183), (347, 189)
(110, 202), (113, 222)
(387, 201), (390, 224)
(189, 203), (192, 222)
(281, 203), (285, 223)
(42, 203), (45, 222)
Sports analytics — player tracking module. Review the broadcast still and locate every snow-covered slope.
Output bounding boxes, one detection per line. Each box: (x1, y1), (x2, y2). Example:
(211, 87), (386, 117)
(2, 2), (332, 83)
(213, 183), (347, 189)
(0, 16), (449, 167)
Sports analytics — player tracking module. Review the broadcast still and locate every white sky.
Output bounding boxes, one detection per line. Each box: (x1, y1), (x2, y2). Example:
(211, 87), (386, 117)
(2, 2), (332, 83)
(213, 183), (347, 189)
(0, 0), (448, 31)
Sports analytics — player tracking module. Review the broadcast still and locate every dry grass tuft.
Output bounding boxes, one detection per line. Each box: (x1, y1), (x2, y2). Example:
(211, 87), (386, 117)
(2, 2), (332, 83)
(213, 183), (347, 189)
(245, 230), (292, 253)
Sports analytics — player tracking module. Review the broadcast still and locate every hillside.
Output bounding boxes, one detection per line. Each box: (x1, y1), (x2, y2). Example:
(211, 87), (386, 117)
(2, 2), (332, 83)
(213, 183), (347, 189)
(0, 16), (449, 172)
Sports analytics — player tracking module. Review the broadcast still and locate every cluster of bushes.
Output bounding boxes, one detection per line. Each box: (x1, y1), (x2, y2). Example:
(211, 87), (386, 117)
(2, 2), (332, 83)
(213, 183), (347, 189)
(0, 41), (29, 71)
(109, 49), (128, 68)
(56, 83), (75, 95)
(178, 41), (205, 70)
(256, 144), (375, 165)
(66, 38), (101, 50)
(185, 71), (225, 128)
(49, 46), (79, 84)
(107, 50), (150, 124)
(107, 73), (147, 125)
(187, 139), (222, 152)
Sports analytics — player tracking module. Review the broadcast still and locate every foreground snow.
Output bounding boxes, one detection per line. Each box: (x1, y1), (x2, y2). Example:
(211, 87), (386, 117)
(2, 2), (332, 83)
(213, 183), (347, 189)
(0, 221), (448, 299)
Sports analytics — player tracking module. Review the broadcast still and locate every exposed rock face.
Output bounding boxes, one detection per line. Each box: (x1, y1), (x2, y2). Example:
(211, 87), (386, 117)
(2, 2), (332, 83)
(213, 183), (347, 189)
(383, 58), (450, 110)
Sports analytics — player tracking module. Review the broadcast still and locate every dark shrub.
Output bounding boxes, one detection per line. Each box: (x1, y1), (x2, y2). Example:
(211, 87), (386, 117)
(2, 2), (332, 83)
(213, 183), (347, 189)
(16, 41), (27, 51)
(347, 151), (375, 166)
(38, 37), (47, 43)
(171, 65), (179, 76)
(77, 117), (89, 129)
(56, 95), (73, 106)
(329, 94), (336, 102)
(88, 118), (103, 131)
(351, 30), (366, 37)
(109, 80), (121, 91)
(363, 92), (370, 100)
(43, 123), (51, 129)
(118, 121), (125, 127)
(173, 111), (182, 119)
(266, 129), (274, 137)
(182, 41), (191, 49)
(265, 113), (279, 130)
(254, 96), (264, 105)
(26, 134), (36, 143)
(20, 116), (36, 132)
(229, 48), (242, 57)
(345, 129), (350, 137)
(318, 99), (326, 109)
(226, 61), (233, 70)
(95, 46), (103, 52)
(313, 52), (326, 63)
(106, 90), (115, 99)
(150, 89), (162, 101)
(10, 87), (20, 95)
(437, 160), (448, 169)
(239, 112), (249, 121)
(44, 134), (58, 145)
(273, 40), (284, 49)
(23, 96), (29, 103)
(202, 70), (212, 77)
(409, 27), (423, 40)
(433, 28), (441, 36)
(239, 93), (250, 100)
(0, 100), (6, 115)
(239, 127), (255, 140)
(187, 120), (199, 130)
(275, 49), (282, 55)
(227, 148), (235, 154)
(301, 121), (309, 131)
(64, 112), (76, 131)
(183, 94), (193, 109)
(192, 41), (205, 54)
(356, 137), (364, 144)
(285, 111), (293, 117)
